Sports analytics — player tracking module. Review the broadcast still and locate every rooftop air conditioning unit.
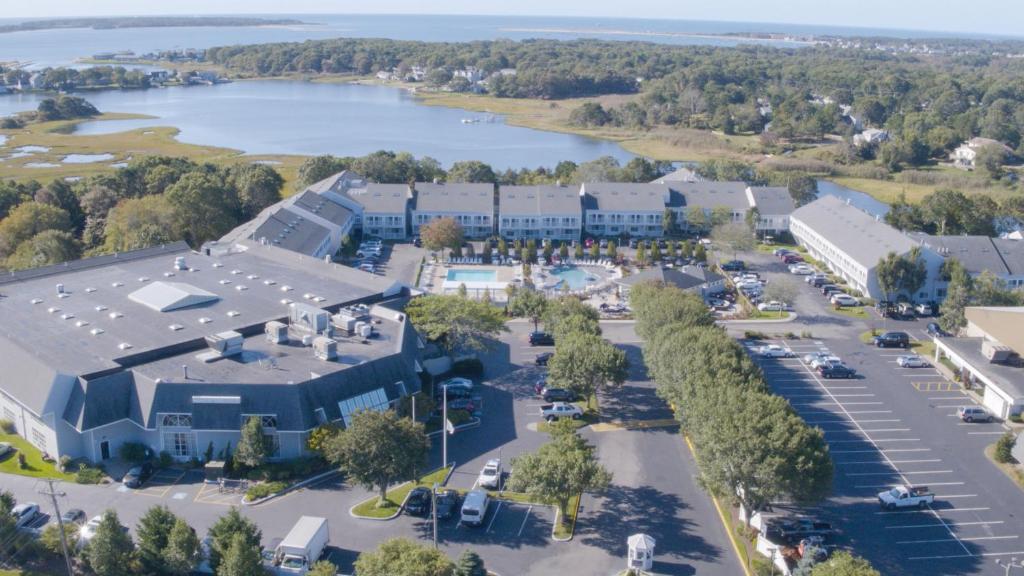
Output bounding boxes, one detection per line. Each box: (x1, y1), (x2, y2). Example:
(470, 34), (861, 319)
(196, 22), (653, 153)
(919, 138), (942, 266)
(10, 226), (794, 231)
(313, 336), (338, 361)
(265, 321), (288, 344)
(204, 331), (244, 358)
(174, 256), (187, 270)
(982, 341), (1013, 363)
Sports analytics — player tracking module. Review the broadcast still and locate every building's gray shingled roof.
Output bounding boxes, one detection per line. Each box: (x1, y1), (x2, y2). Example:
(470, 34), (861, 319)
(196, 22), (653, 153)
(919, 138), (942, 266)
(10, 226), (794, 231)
(252, 208), (331, 254)
(616, 265), (723, 290)
(293, 190), (354, 228)
(992, 239), (1024, 276)
(749, 186), (796, 215)
(791, 195), (919, 266)
(349, 184), (411, 213)
(582, 183), (668, 212)
(676, 181), (751, 212)
(499, 185), (582, 215)
(910, 234), (1012, 277)
(415, 182), (494, 214)
(939, 337), (1024, 399)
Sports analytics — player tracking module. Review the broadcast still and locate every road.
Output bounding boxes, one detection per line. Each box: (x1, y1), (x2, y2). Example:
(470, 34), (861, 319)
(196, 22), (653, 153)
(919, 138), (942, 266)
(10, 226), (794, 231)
(732, 250), (1024, 576)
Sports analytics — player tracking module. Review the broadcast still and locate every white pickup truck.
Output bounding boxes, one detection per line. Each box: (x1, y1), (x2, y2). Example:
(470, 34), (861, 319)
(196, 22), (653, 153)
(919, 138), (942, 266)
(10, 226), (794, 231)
(878, 485), (935, 510)
(539, 402), (583, 421)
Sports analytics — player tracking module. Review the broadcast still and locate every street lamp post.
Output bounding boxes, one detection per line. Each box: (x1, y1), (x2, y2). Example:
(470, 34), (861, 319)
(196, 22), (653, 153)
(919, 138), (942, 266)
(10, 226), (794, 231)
(431, 482), (439, 550)
(442, 384), (448, 469)
(996, 557), (1023, 576)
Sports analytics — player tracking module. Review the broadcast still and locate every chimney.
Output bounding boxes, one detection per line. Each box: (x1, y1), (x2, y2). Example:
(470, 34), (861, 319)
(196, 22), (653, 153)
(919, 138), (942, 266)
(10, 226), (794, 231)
(182, 365), (189, 380)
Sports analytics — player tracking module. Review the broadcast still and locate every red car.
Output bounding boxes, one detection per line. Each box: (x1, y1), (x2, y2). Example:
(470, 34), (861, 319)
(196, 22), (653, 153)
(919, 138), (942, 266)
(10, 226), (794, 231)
(584, 238), (595, 248)
(783, 255), (804, 264)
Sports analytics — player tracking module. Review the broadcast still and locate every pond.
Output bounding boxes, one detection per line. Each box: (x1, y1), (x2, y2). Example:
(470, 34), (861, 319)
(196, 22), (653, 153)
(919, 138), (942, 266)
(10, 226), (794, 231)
(63, 153), (115, 164)
(0, 81), (634, 170)
(816, 180), (890, 216)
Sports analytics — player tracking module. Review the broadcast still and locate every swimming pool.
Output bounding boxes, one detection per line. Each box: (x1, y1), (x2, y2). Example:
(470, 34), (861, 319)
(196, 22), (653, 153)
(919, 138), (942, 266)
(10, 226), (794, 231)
(548, 266), (594, 290)
(446, 269), (497, 283)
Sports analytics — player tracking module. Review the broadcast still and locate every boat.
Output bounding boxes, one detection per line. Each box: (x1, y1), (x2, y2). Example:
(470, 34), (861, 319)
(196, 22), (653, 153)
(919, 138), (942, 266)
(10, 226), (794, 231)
(461, 117), (480, 124)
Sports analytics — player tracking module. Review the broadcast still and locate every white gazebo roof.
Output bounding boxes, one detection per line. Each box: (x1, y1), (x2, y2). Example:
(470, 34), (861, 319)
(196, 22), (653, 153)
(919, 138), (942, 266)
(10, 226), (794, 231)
(628, 533), (656, 550)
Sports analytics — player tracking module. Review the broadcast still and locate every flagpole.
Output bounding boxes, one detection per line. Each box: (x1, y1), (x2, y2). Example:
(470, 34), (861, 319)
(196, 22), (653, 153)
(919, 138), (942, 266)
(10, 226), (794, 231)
(442, 383), (448, 468)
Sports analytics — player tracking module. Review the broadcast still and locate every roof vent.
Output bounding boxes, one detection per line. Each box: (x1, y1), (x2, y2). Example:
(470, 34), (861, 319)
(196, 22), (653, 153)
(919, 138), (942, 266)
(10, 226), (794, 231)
(95, 305), (108, 311)
(235, 285), (247, 291)
(281, 298), (293, 305)
(58, 293), (70, 299)
(263, 279), (276, 286)
(231, 269), (242, 275)
(31, 298), (43, 305)
(226, 310), (240, 317)
(85, 287), (96, 293)
(169, 324), (184, 331)
(213, 263), (223, 268)
(61, 313), (75, 320)
(313, 296), (326, 303)
(174, 256), (188, 271)
(118, 342), (132, 350)
(163, 272), (175, 277)
(75, 320), (89, 327)
(303, 293), (315, 300)
(56, 283), (64, 295)
(90, 328), (104, 336)
(109, 312), (123, 319)
(247, 274), (259, 280)
(138, 277), (150, 282)
(112, 281), (124, 288)
(199, 317), (212, 324)
(281, 285), (293, 292)
(219, 279), (232, 285)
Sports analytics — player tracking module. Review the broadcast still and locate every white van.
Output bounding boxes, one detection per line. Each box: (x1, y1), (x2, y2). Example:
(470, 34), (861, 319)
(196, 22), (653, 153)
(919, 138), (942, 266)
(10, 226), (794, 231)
(460, 489), (490, 527)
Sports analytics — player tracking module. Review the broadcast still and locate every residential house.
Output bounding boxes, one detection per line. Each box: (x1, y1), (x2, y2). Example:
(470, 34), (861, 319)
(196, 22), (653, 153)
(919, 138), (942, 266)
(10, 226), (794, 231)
(671, 181), (751, 232)
(412, 182), (495, 239)
(355, 184), (412, 240)
(952, 137), (1013, 169)
(789, 195), (945, 301)
(498, 184), (582, 241)
(220, 189), (356, 259)
(853, 128), (890, 147)
(910, 233), (1024, 289)
(614, 265), (726, 301)
(934, 307), (1024, 419)
(582, 183), (669, 238)
(745, 186), (796, 236)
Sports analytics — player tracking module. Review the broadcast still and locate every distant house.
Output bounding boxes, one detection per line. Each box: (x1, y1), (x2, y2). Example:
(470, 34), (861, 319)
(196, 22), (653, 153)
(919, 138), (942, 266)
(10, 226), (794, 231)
(614, 265), (726, 301)
(853, 128), (889, 147)
(453, 67), (484, 84)
(952, 137), (1013, 169)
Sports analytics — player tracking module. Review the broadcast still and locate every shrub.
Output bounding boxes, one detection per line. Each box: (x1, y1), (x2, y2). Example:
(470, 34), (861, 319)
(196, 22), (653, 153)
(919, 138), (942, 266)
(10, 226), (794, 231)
(75, 464), (103, 484)
(446, 409), (472, 427)
(744, 330), (767, 340)
(995, 432), (1017, 464)
(158, 450), (173, 468)
(118, 442), (148, 463)
(59, 455), (72, 472)
(451, 358), (484, 376)
(784, 332), (797, 340)
(245, 481), (287, 501)
(0, 419), (15, 434)
(800, 330), (814, 339)
(1010, 414), (1023, 424)
(17, 453), (27, 469)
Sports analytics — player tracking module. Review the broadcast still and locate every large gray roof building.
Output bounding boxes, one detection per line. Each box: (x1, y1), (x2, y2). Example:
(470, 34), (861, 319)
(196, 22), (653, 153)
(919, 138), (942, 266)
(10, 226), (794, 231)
(0, 240), (421, 464)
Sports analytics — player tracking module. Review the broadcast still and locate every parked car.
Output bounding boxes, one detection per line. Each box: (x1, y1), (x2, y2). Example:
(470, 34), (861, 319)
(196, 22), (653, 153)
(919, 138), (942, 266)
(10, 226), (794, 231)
(789, 265), (814, 275)
(803, 352), (832, 365)
(529, 331), (555, 346)
(819, 284), (839, 295)
(122, 462), (154, 488)
(915, 302), (934, 316)
(818, 362), (857, 379)
(460, 490), (490, 527)
(442, 399), (476, 413)
(535, 352), (553, 366)
(783, 255), (804, 264)
(436, 386), (473, 400)
(758, 344), (794, 358)
(897, 355), (929, 368)
(808, 276), (829, 288)
(61, 508), (86, 526)
(628, 238), (638, 249)
(405, 487), (432, 517)
(540, 402), (584, 421)
(434, 489), (460, 519)
(0, 442), (13, 459)
(542, 388), (579, 403)
(809, 355), (842, 370)
(878, 485), (934, 510)
(926, 322), (947, 337)
(356, 247), (381, 258)
(721, 260), (745, 272)
(773, 248), (794, 257)
(873, 331), (910, 348)
(11, 503), (39, 529)
(831, 294), (860, 307)
(439, 377), (474, 392)
(477, 459), (502, 489)
(957, 406), (993, 423)
(757, 301), (789, 312)
(412, 236), (422, 247)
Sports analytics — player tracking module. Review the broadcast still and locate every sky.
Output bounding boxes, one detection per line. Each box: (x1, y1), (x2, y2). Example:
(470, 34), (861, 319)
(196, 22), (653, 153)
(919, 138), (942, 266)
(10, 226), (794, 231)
(3, 0), (1022, 38)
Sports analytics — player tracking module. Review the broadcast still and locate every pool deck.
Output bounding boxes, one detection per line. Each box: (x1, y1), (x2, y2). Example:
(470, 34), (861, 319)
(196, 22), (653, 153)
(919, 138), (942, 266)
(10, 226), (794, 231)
(418, 259), (622, 302)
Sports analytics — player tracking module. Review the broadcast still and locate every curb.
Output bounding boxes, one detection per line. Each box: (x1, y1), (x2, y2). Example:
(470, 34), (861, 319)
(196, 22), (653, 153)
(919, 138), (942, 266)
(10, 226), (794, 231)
(551, 496), (581, 542)
(426, 417), (481, 439)
(242, 469), (341, 506)
(719, 312), (798, 324)
(349, 464), (456, 521)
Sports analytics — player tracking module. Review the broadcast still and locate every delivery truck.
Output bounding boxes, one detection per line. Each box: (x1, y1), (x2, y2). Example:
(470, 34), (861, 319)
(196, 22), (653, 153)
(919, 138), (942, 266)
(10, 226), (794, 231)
(273, 516), (330, 575)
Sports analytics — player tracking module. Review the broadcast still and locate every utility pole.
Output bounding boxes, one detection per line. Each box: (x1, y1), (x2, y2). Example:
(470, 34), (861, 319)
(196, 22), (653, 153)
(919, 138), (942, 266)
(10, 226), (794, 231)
(996, 557), (1023, 576)
(38, 479), (73, 576)
(431, 482), (439, 550)
(442, 384), (448, 469)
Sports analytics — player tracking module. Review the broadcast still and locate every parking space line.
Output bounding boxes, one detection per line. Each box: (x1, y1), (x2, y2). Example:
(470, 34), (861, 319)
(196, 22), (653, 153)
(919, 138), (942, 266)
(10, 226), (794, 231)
(858, 428), (913, 433)
(938, 494), (979, 499)
(968, 431), (1008, 435)
(910, 551), (1024, 561)
(887, 521), (1004, 530)
(806, 419), (901, 425)
(486, 501), (503, 533)
(847, 470), (951, 476)
(874, 507), (990, 515)
(517, 505), (533, 537)
(897, 535), (1018, 545)
(839, 459), (941, 465)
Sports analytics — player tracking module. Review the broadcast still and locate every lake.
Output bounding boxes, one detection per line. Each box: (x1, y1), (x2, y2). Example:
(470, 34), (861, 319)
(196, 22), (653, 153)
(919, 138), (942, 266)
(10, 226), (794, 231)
(817, 180), (890, 216)
(0, 81), (634, 169)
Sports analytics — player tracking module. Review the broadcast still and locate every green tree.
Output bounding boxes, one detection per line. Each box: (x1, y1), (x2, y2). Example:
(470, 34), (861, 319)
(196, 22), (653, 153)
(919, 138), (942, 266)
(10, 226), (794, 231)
(629, 282), (715, 341)
(635, 242), (646, 266)
(323, 410), (429, 506)
(497, 238), (508, 258)
(234, 416), (268, 469)
(711, 221), (755, 259)
(420, 217), (465, 253)
(231, 163), (284, 219)
(296, 155), (348, 188)
(40, 522), (79, 557)
(308, 560), (340, 576)
(693, 243), (707, 263)
(165, 171), (242, 246)
(589, 241), (600, 260)
(606, 240), (617, 260)
(559, 242), (569, 260)
(6, 229), (81, 270)
(102, 195), (179, 252)
(547, 332), (628, 401)
(136, 505), (177, 575)
(207, 508), (261, 574)
(975, 144), (1008, 180)
(354, 538), (454, 576)
(507, 287), (548, 332)
(447, 161), (497, 183)
(454, 550), (487, 576)
(574, 242), (584, 260)
(162, 518), (201, 576)
(0, 201), (71, 258)
(762, 278), (799, 315)
(809, 551), (880, 576)
(542, 296), (601, 339)
(218, 532), (263, 576)
(875, 247), (927, 302)
(995, 432), (1017, 464)
(406, 294), (508, 354)
(686, 206), (709, 233)
(662, 208), (676, 236)
(85, 510), (135, 576)
(507, 427), (612, 524)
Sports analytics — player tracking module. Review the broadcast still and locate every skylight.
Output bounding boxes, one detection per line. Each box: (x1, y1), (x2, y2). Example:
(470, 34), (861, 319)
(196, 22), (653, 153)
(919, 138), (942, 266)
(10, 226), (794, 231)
(128, 281), (220, 313)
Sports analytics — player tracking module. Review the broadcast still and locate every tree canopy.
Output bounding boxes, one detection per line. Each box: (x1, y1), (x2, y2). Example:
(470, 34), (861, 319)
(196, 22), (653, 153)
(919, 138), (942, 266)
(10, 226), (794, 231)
(354, 538), (455, 576)
(406, 294), (508, 354)
(420, 217), (465, 252)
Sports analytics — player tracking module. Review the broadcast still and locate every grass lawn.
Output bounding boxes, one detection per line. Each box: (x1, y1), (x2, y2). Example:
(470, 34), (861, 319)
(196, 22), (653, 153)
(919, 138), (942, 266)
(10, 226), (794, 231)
(827, 177), (938, 205)
(0, 433), (75, 480)
(552, 493), (581, 540)
(985, 444), (1024, 491)
(350, 466), (452, 519)
(859, 330), (878, 344)
(911, 340), (936, 359)
(830, 305), (868, 319)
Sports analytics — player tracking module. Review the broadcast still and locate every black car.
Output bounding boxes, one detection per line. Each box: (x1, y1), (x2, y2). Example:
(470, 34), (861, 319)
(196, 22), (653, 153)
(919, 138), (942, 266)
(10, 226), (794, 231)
(405, 487), (432, 517)
(434, 386), (473, 400)
(542, 388), (579, 403)
(434, 489), (460, 519)
(818, 362), (857, 379)
(721, 260), (746, 272)
(412, 237), (422, 247)
(123, 462), (154, 488)
(873, 331), (910, 348)
(535, 352), (553, 366)
(529, 332), (555, 346)
(926, 322), (947, 337)
(61, 508), (86, 525)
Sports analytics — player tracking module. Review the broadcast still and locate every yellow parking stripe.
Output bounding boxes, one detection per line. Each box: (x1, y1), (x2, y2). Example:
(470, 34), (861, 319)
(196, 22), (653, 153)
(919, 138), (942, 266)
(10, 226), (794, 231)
(912, 381), (960, 392)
